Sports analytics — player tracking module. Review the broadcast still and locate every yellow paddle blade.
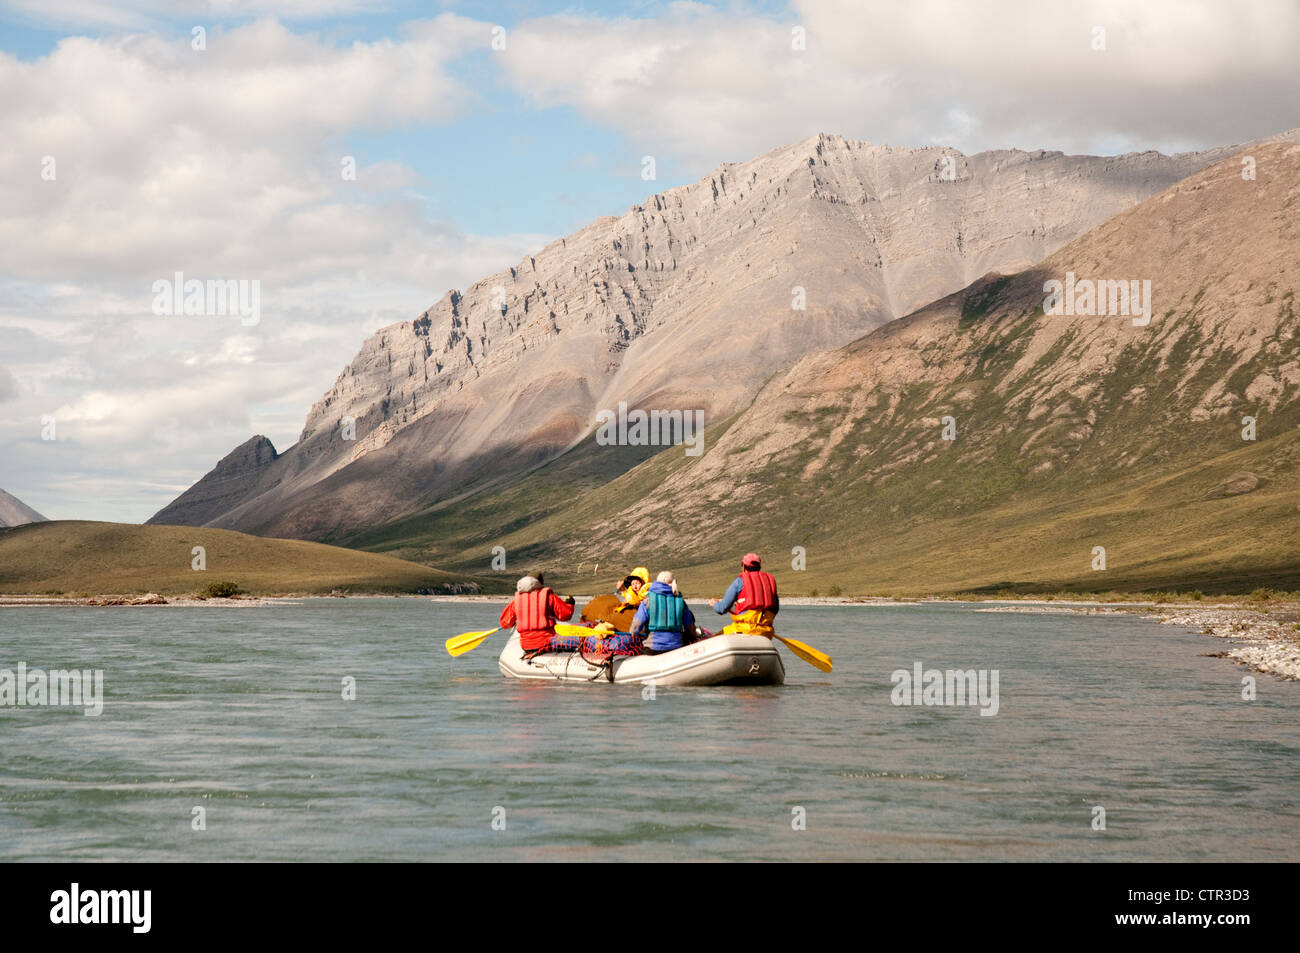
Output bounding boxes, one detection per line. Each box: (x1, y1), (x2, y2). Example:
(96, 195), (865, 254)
(775, 635), (833, 673)
(445, 627), (500, 657)
(556, 622), (626, 639)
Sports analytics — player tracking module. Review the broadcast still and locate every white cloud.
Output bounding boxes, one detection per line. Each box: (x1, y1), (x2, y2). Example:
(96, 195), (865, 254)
(0, 16), (491, 283)
(0, 15), (550, 522)
(499, 0), (1300, 169)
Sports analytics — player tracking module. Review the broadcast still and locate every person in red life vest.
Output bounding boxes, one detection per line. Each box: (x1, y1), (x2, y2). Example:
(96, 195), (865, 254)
(499, 574), (575, 658)
(708, 553), (779, 636)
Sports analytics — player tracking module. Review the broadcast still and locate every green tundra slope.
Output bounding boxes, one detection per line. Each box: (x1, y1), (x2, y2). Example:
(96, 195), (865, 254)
(0, 521), (505, 596)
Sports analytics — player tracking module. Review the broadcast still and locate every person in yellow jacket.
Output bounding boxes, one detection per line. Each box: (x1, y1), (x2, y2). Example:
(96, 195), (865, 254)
(617, 567), (651, 608)
(579, 567), (651, 629)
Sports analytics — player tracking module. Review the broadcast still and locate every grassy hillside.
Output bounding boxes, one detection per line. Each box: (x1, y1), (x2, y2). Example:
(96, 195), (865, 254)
(335, 424), (1300, 599)
(329, 348), (1300, 599)
(0, 521), (508, 596)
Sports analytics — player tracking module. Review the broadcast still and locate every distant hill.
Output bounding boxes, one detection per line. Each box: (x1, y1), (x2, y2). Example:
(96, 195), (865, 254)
(0, 521), (507, 596)
(0, 489), (47, 528)
(151, 130), (1278, 540)
(350, 142), (1300, 597)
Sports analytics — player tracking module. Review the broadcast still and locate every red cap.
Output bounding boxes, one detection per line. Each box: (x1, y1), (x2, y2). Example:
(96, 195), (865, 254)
(742, 552), (761, 569)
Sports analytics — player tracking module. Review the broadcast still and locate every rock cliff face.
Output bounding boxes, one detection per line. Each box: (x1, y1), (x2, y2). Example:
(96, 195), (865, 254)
(152, 132), (1275, 539)
(0, 489), (47, 528)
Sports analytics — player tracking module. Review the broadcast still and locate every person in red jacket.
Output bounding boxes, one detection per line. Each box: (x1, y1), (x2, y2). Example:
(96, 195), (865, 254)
(499, 575), (575, 657)
(709, 553), (779, 636)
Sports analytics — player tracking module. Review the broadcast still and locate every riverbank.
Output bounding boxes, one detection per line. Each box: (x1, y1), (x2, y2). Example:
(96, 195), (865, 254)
(1155, 604), (1300, 681)
(5, 591), (1296, 681)
(971, 600), (1300, 681)
(0, 593), (301, 607)
(0, 592), (923, 607)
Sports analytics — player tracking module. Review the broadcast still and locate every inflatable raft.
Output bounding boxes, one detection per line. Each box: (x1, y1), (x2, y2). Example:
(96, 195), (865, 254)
(497, 630), (785, 686)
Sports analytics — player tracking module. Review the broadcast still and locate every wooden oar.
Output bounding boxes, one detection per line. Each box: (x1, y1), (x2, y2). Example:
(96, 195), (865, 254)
(445, 627), (500, 657)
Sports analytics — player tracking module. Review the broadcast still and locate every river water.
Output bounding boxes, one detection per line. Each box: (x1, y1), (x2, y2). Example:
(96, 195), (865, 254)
(1, 600), (1296, 861)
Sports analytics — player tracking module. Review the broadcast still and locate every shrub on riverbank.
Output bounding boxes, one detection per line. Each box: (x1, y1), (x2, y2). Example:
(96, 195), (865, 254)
(199, 581), (242, 599)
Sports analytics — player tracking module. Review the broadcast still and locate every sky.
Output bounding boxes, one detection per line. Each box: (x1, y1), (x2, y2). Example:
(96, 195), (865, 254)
(1, 0), (1297, 523)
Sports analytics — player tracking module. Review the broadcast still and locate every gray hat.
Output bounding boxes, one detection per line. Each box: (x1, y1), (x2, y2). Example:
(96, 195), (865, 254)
(516, 575), (541, 593)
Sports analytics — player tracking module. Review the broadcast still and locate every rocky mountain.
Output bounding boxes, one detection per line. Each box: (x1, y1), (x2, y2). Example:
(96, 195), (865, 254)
(151, 132), (1266, 539)
(0, 489), (48, 528)
(149, 436), (278, 529)
(464, 140), (1300, 593)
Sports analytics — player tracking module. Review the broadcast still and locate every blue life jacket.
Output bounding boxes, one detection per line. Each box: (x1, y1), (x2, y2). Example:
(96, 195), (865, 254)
(645, 589), (687, 651)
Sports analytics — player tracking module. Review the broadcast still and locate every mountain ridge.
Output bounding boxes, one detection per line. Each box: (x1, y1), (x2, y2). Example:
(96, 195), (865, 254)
(456, 139), (1300, 593)
(151, 130), (1295, 543)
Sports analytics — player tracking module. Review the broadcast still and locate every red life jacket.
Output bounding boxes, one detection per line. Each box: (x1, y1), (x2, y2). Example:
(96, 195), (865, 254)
(735, 570), (777, 613)
(512, 587), (555, 634)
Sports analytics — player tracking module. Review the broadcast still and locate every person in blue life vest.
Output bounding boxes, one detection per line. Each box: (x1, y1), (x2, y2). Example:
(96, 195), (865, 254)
(629, 571), (697, 655)
(709, 552), (779, 636)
